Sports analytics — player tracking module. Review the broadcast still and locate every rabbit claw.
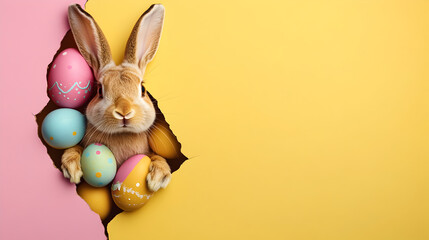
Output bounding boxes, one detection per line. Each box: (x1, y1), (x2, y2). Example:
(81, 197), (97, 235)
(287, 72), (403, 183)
(61, 146), (84, 184)
(146, 159), (171, 192)
(61, 162), (83, 183)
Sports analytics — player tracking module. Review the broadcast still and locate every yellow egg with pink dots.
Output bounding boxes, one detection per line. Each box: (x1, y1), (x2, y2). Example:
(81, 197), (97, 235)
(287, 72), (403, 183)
(80, 143), (117, 187)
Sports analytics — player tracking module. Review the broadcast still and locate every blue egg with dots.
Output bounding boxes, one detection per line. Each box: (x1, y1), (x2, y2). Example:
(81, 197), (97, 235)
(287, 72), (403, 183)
(41, 108), (86, 149)
(81, 143), (117, 187)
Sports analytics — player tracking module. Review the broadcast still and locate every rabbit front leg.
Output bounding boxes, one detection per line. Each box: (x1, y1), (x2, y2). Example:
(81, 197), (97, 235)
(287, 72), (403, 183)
(146, 154), (172, 192)
(61, 145), (83, 184)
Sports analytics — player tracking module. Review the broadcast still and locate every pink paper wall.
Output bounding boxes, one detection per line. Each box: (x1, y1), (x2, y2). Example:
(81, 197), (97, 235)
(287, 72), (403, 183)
(0, 1), (105, 239)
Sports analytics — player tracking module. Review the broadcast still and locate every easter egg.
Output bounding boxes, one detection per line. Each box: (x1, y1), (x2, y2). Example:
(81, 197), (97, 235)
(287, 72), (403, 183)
(77, 182), (113, 220)
(81, 143), (117, 187)
(42, 108), (86, 149)
(48, 48), (94, 108)
(148, 123), (181, 159)
(111, 155), (152, 211)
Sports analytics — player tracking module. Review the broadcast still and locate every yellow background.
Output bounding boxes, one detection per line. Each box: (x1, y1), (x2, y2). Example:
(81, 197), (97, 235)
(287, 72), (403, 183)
(86, 0), (429, 239)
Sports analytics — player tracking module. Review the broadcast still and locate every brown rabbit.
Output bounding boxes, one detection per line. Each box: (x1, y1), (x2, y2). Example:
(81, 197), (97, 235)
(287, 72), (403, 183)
(61, 4), (171, 192)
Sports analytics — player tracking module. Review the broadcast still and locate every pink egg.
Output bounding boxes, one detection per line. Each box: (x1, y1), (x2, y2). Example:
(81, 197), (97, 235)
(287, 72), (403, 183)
(48, 48), (94, 108)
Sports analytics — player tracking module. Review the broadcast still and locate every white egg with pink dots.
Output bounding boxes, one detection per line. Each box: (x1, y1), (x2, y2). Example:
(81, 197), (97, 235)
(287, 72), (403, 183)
(48, 48), (94, 108)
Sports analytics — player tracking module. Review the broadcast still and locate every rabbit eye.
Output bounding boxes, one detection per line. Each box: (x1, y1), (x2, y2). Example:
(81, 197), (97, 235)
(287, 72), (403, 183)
(141, 84), (146, 97)
(98, 84), (103, 98)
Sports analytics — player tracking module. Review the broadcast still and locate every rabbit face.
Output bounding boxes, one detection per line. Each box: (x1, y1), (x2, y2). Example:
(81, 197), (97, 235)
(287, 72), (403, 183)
(86, 65), (155, 134)
(68, 4), (165, 135)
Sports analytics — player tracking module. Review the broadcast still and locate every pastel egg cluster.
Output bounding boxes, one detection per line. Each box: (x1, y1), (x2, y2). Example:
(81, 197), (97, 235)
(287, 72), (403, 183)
(41, 108), (86, 149)
(81, 143), (117, 187)
(48, 48), (93, 108)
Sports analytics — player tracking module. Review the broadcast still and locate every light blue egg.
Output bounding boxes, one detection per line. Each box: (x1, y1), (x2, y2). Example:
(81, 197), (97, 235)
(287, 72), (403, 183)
(42, 108), (86, 149)
(81, 143), (117, 187)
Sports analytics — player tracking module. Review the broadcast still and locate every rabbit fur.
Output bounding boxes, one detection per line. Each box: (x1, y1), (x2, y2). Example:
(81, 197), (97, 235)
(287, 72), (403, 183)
(61, 4), (171, 192)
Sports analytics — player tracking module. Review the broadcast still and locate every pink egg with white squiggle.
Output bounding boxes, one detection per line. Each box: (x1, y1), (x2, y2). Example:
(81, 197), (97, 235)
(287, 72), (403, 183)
(48, 48), (94, 108)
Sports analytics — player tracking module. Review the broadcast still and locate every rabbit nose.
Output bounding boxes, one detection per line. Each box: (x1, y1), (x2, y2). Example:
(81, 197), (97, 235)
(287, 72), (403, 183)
(113, 109), (135, 119)
(113, 99), (135, 119)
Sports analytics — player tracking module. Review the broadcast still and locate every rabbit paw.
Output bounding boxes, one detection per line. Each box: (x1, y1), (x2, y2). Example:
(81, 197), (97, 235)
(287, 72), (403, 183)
(61, 161), (83, 184)
(61, 146), (83, 184)
(146, 160), (171, 192)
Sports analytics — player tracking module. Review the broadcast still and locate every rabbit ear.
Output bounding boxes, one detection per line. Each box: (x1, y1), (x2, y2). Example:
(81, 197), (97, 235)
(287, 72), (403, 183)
(68, 4), (113, 77)
(124, 4), (165, 71)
